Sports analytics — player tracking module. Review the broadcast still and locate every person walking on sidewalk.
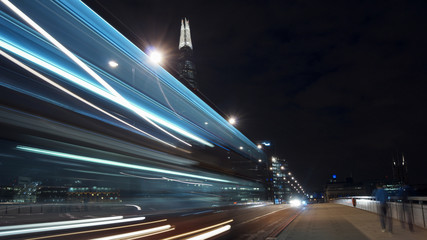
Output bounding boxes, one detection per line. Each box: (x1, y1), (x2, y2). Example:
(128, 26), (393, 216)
(398, 184), (414, 231)
(374, 184), (391, 233)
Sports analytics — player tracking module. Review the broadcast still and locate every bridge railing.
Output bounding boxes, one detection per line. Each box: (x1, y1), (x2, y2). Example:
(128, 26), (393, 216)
(333, 196), (427, 229)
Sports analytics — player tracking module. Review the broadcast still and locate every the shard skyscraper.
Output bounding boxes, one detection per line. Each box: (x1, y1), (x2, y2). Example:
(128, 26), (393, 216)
(177, 18), (197, 90)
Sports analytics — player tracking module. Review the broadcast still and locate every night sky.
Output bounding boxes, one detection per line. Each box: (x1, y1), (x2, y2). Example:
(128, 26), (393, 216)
(84, 0), (427, 191)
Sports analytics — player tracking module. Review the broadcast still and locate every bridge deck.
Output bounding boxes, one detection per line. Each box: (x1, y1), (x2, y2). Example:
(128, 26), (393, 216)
(277, 203), (427, 240)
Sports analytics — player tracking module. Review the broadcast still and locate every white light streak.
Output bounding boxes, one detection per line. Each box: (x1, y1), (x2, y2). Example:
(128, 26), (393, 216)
(0, 217), (146, 237)
(92, 225), (172, 240)
(161, 220), (233, 240)
(26, 219), (168, 240)
(185, 225), (231, 240)
(0, 216), (123, 231)
(125, 204), (142, 211)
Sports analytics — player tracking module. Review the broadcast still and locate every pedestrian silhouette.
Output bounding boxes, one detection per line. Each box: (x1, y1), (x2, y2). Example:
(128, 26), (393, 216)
(374, 184), (392, 233)
(398, 185), (414, 231)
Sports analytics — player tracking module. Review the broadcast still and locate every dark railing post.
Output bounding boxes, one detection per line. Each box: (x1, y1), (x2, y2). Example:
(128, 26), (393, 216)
(421, 200), (426, 228)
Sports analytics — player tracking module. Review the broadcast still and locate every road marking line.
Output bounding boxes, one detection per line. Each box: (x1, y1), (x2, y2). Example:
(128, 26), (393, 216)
(268, 209), (304, 237)
(238, 206), (291, 225)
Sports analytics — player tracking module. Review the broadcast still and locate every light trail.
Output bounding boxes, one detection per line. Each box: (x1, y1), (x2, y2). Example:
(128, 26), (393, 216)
(91, 225), (173, 240)
(1, 0), (215, 148)
(0, 48), (177, 148)
(0, 217), (146, 237)
(16, 145), (234, 183)
(162, 219), (233, 240)
(125, 204), (142, 211)
(120, 172), (213, 186)
(0, 37), (191, 147)
(26, 219), (168, 240)
(0, 0), (122, 99)
(123, 227), (175, 240)
(185, 225), (231, 240)
(0, 216), (123, 231)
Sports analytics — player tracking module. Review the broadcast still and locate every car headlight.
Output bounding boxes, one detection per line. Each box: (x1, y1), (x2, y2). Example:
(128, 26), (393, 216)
(290, 199), (301, 207)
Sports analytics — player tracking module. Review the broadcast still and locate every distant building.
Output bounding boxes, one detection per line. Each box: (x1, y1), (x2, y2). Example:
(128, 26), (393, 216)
(15, 177), (38, 203)
(0, 186), (20, 202)
(325, 177), (367, 202)
(270, 157), (290, 203)
(307, 192), (325, 203)
(36, 186), (68, 203)
(392, 152), (408, 185)
(67, 186), (120, 203)
(177, 18), (197, 90)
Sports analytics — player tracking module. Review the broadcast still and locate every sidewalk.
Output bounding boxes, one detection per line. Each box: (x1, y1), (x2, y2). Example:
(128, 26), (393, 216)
(277, 203), (427, 240)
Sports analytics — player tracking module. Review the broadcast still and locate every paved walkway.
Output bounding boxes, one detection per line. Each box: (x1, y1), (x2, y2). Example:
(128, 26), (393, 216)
(277, 203), (427, 240)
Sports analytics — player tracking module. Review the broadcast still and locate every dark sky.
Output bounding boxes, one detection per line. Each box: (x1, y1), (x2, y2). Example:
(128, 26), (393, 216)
(84, 0), (427, 191)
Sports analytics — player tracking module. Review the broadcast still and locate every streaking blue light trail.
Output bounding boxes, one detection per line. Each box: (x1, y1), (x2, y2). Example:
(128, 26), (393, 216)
(0, 48), (177, 149)
(0, 0), (215, 148)
(0, 0), (265, 160)
(16, 145), (234, 183)
(0, 38), (212, 148)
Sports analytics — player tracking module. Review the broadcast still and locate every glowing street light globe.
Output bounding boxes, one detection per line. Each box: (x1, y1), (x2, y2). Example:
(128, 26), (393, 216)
(149, 51), (163, 64)
(228, 117), (236, 125)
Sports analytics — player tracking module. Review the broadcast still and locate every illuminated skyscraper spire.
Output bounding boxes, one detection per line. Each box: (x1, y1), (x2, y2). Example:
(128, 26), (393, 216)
(179, 18), (193, 50)
(177, 18), (197, 90)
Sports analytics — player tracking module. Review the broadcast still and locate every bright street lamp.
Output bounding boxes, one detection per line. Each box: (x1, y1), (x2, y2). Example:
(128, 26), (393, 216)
(228, 117), (236, 125)
(149, 50), (163, 64)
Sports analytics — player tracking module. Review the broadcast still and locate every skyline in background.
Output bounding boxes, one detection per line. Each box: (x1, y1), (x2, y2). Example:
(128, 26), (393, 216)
(84, 0), (427, 191)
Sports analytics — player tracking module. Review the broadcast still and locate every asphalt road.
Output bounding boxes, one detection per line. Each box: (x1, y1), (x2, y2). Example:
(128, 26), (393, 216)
(2, 203), (303, 240)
